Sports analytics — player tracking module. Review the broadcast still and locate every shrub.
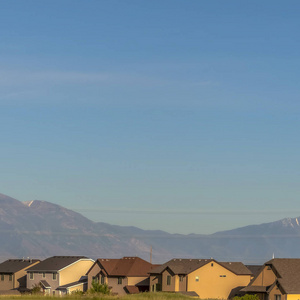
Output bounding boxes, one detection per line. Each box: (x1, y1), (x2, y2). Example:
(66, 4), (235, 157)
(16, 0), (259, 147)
(89, 280), (110, 295)
(233, 294), (260, 300)
(31, 283), (42, 294)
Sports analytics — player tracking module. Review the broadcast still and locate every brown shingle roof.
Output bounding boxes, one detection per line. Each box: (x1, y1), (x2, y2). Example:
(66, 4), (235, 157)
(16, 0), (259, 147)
(219, 262), (253, 275)
(97, 257), (154, 277)
(266, 259), (300, 294)
(150, 259), (251, 276)
(243, 259), (300, 295)
(0, 259), (40, 274)
(26, 256), (88, 272)
(246, 265), (263, 277)
(241, 286), (268, 293)
(125, 285), (140, 294)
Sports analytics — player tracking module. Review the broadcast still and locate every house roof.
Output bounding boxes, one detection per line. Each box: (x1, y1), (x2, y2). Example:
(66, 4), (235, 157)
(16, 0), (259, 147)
(265, 259), (300, 294)
(124, 285), (140, 294)
(26, 256), (88, 272)
(96, 257), (155, 277)
(40, 280), (51, 289)
(242, 286), (269, 293)
(57, 279), (86, 290)
(246, 265), (264, 277)
(0, 259), (40, 274)
(243, 259), (300, 295)
(150, 259), (252, 276)
(219, 262), (253, 275)
(150, 259), (214, 275)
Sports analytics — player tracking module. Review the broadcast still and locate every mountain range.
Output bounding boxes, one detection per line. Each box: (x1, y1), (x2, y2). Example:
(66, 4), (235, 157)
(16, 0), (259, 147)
(0, 192), (299, 264)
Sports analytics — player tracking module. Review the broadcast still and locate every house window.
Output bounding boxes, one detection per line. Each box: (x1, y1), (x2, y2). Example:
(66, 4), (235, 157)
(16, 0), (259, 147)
(9, 275), (12, 281)
(179, 275), (184, 282)
(118, 277), (122, 285)
(53, 273), (57, 280)
(220, 275), (226, 278)
(100, 276), (105, 285)
(29, 273), (34, 280)
(211, 263), (214, 267)
(42, 273), (46, 278)
(167, 275), (171, 285)
(1, 274), (4, 281)
(92, 276), (98, 283)
(275, 295), (281, 300)
(195, 276), (199, 282)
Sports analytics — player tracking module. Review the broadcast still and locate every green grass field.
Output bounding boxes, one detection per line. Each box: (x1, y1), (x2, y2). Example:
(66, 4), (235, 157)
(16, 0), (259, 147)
(0, 293), (198, 300)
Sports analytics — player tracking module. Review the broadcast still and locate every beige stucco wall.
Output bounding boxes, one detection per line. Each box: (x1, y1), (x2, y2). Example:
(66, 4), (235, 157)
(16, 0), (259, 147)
(59, 259), (94, 286)
(251, 266), (276, 287)
(127, 276), (148, 286)
(187, 261), (251, 299)
(287, 295), (300, 300)
(67, 283), (85, 294)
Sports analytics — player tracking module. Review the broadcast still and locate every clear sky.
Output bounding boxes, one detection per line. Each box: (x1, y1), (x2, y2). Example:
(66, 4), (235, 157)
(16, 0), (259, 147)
(1, 0), (300, 234)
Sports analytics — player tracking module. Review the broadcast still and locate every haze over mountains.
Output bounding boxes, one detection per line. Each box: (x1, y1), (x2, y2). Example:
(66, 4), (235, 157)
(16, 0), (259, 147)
(0, 193), (299, 264)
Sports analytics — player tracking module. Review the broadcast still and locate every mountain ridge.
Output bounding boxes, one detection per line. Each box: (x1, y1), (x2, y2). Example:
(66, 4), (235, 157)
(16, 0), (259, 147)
(0, 193), (299, 264)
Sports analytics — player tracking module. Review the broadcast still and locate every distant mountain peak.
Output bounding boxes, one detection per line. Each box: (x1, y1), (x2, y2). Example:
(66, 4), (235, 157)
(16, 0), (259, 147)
(23, 200), (34, 207)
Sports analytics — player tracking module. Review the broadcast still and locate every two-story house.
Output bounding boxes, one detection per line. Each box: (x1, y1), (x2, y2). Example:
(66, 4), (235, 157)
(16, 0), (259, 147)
(150, 258), (253, 299)
(0, 259), (40, 293)
(242, 258), (300, 300)
(87, 256), (158, 295)
(26, 256), (94, 295)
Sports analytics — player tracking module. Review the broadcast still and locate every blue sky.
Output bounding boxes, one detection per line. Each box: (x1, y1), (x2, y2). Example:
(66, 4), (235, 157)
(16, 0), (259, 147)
(1, 0), (300, 234)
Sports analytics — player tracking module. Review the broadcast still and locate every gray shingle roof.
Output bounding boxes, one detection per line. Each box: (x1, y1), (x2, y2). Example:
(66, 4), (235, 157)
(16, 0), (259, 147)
(26, 256), (87, 272)
(150, 259), (214, 275)
(0, 259), (40, 274)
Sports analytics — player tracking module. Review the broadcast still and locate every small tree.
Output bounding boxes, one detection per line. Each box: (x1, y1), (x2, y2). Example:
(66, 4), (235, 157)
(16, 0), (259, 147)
(89, 281), (110, 295)
(31, 283), (42, 294)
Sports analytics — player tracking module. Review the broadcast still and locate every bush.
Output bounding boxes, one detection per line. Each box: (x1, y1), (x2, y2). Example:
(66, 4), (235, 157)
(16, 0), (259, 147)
(31, 283), (42, 294)
(233, 294), (260, 300)
(89, 281), (110, 295)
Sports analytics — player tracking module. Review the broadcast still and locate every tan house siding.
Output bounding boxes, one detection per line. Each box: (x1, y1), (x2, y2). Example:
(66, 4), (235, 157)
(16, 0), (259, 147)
(162, 269), (176, 292)
(59, 259), (94, 286)
(0, 260), (40, 291)
(27, 272), (60, 292)
(87, 263), (101, 289)
(251, 266), (276, 287)
(65, 283), (86, 294)
(150, 275), (162, 292)
(0, 274), (14, 290)
(108, 277), (128, 295)
(127, 276), (148, 286)
(187, 262), (251, 299)
(178, 275), (187, 292)
(269, 285), (285, 300)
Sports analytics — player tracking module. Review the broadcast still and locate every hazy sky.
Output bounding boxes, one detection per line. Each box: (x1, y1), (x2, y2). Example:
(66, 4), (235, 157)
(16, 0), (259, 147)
(1, 0), (300, 234)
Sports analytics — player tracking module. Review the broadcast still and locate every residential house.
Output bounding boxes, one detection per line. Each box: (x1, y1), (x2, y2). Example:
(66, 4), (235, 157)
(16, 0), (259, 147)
(0, 258), (40, 293)
(87, 256), (157, 295)
(150, 258), (253, 299)
(26, 256), (94, 295)
(242, 258), (300, 300)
